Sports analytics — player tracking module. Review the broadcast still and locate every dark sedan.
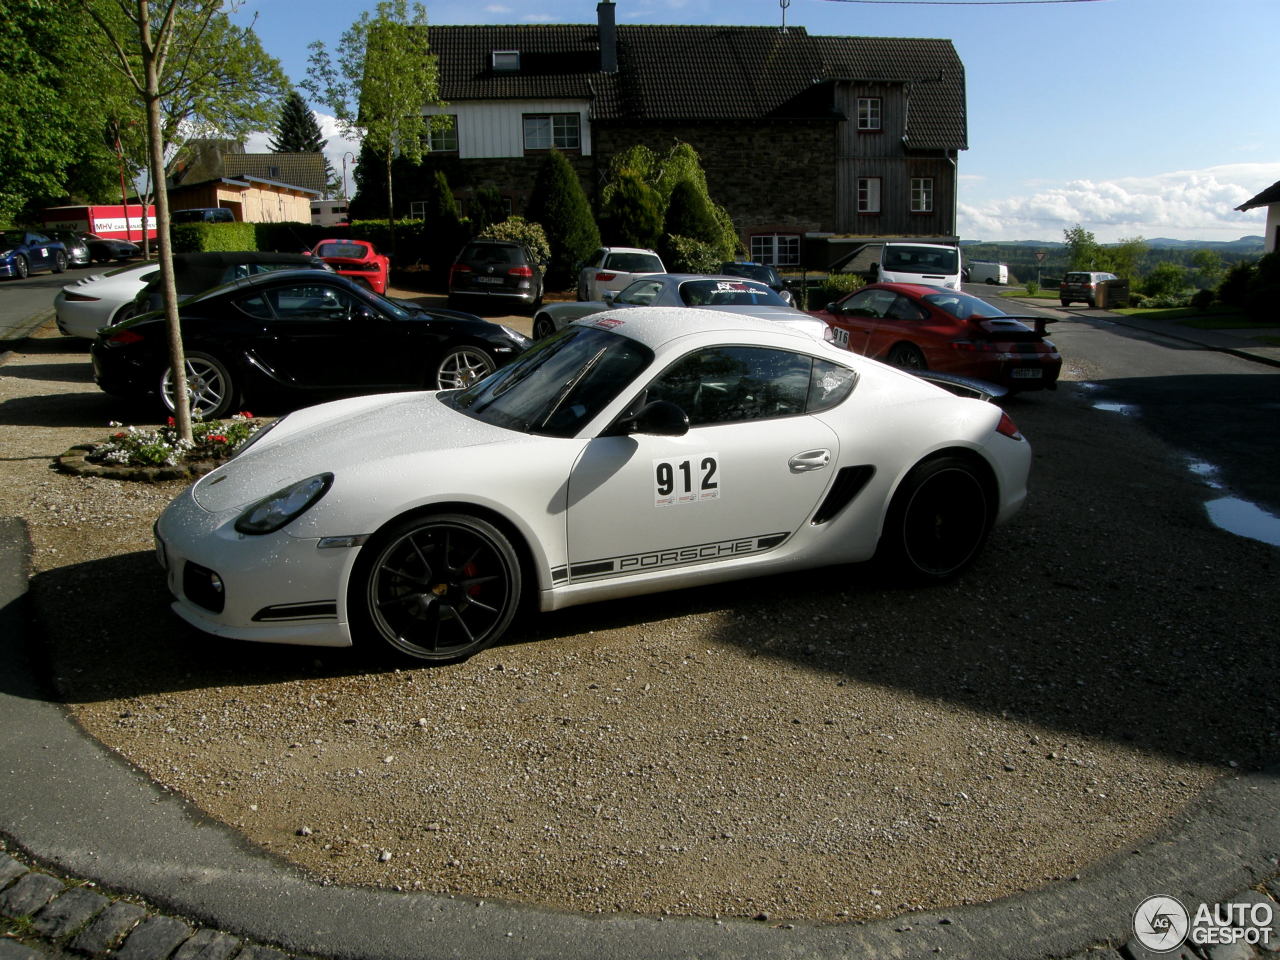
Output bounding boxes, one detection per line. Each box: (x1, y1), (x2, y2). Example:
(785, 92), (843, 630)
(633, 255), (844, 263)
(82, 232), (142, 263)
(810, 282), (1062, 391)
(91, 270), (531, 419)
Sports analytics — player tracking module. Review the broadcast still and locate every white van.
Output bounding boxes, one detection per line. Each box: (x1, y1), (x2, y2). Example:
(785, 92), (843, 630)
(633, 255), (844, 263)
(966, 260), (1008, 285)
(832, 241), (962, 291)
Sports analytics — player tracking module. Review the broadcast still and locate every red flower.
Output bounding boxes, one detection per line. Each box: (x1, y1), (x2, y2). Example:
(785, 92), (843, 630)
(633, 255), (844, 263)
(167, 417), (176, 426)
(113, 432), (127, 439)
(209, 435), (228, 443)
(238, 410), (253, 419)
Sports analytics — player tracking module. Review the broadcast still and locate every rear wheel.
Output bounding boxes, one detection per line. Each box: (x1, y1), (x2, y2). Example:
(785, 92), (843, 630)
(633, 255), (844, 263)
(878, 455), (992, 580)
(435, 345), (495, 389)
(887, 342), (927, 370)
(1060, 299), (1071, 307)
(161, 351), (236, 419)
(353, 512), (522, 663)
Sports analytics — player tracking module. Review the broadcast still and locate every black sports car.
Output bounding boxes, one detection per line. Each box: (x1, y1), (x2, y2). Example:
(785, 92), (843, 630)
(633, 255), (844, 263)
(81, 232), (142, 263)
(91, 270), (531, 419)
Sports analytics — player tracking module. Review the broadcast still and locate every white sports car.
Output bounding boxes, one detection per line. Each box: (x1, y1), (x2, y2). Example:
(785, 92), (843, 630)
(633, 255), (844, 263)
(154, 309), (1032, 663)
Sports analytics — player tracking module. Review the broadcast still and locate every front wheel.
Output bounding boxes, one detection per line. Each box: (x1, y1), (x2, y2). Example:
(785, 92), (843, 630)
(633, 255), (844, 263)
(52, 251), (67, 273)
(353, 512), (522, 663)
(878, 455), (992, 580)
(532, 315), (555, 340)
(435, 345), (495, 390)
(13, 256), (29, 280)
(887, 342), (927, 370)
(161, 351), (236, 419)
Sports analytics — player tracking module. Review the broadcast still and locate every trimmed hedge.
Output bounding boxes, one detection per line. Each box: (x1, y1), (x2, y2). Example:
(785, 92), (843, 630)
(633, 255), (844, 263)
(170, 222), (256, 253)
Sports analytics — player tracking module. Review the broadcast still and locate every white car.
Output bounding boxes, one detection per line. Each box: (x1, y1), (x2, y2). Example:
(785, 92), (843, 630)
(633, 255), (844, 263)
(535, 274), (828, 341)
(154, 308), (1031, 664)
(54, 261), (159, 338)
(577, 246), (665, 301)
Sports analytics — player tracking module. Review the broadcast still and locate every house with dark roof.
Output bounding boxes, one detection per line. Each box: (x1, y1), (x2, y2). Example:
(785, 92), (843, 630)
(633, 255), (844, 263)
(411, 1), (967, 266)
(1236, 181), (1280, 253)
(166, 140), (326, 223)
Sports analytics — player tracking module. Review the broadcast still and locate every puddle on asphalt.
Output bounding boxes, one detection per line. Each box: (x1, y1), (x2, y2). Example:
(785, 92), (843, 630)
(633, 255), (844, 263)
(1204, 498), (1280, 547)
(1093, 401), (1140, 416)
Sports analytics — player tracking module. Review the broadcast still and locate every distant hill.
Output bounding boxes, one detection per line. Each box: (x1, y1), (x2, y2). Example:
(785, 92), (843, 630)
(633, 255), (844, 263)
(961, 236), (1263, 252)
(957, 236), (1264, 285)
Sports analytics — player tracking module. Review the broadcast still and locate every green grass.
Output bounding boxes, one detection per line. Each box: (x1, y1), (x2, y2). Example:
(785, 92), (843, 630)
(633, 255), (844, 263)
(997, 287), (1058, 300)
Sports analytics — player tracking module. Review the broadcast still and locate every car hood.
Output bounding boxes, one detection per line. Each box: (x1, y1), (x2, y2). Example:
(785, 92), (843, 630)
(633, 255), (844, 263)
(192, 391), (516, 513)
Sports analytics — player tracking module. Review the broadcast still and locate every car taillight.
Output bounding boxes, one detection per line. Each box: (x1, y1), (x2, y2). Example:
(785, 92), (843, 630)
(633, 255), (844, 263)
(950, 340), (997, 352)
(64, 292), (100, 302)
(595, 272), (616, 282)
(996, 412), (1023, 440)
(508, 265), (533, 277)
(107, 329), (144, 345)
(451, 264), (472, 275)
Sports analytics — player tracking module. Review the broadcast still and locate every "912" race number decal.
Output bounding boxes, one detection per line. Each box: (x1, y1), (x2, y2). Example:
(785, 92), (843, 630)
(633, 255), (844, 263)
(654, 454), (720, 506)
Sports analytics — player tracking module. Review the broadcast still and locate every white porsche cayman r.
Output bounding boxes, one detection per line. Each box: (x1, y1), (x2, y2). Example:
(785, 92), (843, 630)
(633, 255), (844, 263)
(155, 308), (1032, 663)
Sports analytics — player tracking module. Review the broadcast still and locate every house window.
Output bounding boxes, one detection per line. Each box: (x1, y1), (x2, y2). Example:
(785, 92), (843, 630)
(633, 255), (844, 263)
(857, 97), (882, 131)
(492, 50), (520, 71)
(428, 115), (458, 152)
(857, 177), (881, 214)
(910, 178), (934, 213)
(523, 113), (580, 152)
(750, 234), (800, 266)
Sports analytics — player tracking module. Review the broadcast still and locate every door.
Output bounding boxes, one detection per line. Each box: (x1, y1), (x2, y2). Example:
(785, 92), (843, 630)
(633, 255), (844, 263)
(565, 345), (839, 582)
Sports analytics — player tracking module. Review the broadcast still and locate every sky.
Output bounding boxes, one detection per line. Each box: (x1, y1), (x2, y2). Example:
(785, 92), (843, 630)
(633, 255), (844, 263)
(232, 0), (1280, 244)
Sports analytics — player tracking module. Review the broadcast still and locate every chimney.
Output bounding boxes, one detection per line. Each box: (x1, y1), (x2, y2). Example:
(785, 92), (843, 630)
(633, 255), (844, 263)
(598, 0), (617, 74)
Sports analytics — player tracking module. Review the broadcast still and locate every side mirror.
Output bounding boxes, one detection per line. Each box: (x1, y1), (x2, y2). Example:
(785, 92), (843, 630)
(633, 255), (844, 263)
(611, 400), (689, 437)
(825, 302), (839, 314)
(601, 289), (618, 305)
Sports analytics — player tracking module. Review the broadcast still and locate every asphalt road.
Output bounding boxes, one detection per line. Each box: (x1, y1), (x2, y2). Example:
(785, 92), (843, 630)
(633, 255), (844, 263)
(0, 262), (109, 339)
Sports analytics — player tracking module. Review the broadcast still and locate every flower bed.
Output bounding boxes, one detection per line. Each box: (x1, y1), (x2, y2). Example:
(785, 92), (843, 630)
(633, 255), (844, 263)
(57, 413), (262, 482)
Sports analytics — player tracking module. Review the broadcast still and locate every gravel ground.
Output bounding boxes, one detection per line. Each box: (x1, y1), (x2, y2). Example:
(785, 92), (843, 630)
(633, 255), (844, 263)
(2, 324), (1276, 924)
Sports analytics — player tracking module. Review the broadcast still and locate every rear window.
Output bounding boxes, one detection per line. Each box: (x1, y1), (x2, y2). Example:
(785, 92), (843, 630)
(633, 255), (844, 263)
(604, 252), (663, 273)
(462, 243), (522, 264)
(315, 242), (368, 259)
(677, 279), (788, 308)
(1064, 273), (1092, 283)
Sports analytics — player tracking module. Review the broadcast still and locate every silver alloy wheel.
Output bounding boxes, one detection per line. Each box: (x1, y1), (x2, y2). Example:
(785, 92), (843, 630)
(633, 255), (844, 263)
(161, 352), (233, 419)
(435, 346), (495, 390)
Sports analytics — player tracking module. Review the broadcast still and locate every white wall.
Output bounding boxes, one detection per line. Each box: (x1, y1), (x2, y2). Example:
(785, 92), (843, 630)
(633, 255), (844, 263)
(424, 101), (592, 159)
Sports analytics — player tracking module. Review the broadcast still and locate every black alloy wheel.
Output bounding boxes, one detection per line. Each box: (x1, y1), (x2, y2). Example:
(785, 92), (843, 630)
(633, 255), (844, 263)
(14, 256), (29, 280)
(533, 315), (555, 340)
(887, 342), (927, 370)
(53, 251), (67, 273)
(356, 513), (522, 663)
(879, 455), (992, 580)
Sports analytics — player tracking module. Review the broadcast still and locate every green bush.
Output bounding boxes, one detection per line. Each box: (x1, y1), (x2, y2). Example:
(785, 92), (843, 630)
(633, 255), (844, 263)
(1190, 288), (1214, 312)
(600, 170), (663, 250)
(1243, 251), (1280, 322)
(1025, 280), (1039, 296)
(812, 273), (865, 309)
(170, 222), (257, 253)
(526, 149), (600, 289)
(663, 234), (720, 274)
(254, 221), (329, 253)
(480, 216), (550, 268)
(1141, 262), (1188, 299)
(1216, 259), (1255, 308)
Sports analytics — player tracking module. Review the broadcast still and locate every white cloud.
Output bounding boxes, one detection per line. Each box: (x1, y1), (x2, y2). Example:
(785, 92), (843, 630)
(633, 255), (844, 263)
(960, 162), (1280, 243)
(521, 13), (557, 21)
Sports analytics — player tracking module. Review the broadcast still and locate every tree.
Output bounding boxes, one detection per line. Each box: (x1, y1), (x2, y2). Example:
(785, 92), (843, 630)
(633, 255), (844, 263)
(526, 149), (600, 288)
(268, 89), (336, 195)
(469, 186), (508, 235)
(1142, 262), (1188, 299)
(424, 169), (466, 281)
(1191, 249), (1225, 290)
(1063, 224), (1100, 271)
(1103, 235), (1147, 282)
(304, 0), (440, 248)
(79, 0), (286, 442)
(599, 170), (663, 249)
(664, 179), (721, 247)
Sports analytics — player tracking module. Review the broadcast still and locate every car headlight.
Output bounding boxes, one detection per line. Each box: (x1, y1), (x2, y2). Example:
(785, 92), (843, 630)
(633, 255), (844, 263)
(234, 473), (333, 535)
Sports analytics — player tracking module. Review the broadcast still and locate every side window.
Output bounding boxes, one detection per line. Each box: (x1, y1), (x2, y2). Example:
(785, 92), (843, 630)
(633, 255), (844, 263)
(840, 288), (896, 318)
(644, 347), (812, 426)
(807, 360), (857, 414)
(236, 294), (273, 320)
(886, 296), (927, 321)
(266, 283), (358, 321)
(616, 279), (663, 305)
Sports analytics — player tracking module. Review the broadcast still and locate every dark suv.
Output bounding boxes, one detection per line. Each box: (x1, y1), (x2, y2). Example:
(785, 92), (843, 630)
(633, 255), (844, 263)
(1060, 271), (1119, 308)
(448, 239), (544, 312)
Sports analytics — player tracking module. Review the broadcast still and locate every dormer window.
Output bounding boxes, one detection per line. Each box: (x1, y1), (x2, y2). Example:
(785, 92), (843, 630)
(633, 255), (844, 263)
(492, 50), (520, 71)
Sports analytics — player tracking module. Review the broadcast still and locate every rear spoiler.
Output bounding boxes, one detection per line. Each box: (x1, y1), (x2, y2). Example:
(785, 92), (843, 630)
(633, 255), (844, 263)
(912, 371), (1008, 402)
(995, 314), (1058, 337)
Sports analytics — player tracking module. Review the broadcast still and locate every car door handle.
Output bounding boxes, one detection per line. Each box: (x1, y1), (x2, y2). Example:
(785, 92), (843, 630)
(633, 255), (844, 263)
(788, 449), (832, 473)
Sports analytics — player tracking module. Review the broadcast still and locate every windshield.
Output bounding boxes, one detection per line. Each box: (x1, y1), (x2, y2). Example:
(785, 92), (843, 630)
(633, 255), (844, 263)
(448, 326), (653, 437)
(2, 231), (26, 247)
(883, 245), (960, 274)
(922, 292), (1008, 319)
(678, 279), (789, 308)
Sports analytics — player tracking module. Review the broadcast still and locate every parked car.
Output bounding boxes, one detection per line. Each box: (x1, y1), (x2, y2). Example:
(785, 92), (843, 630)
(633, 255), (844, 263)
(448, 238), (545, 312)
(55, 262), (159, 338)
(532, 274), (829, 341)
(50, 231), (91, 267)
(133, 251), (331, 313)
(92, 270), (530, 419)
(810, 282), (1062, 391)
(966, 261), (1008, 285)
(1059, 271), (1119, 308)
(0, 229), (68, 279)
(171, 207), (235, 224)
(151, 308), (1031, 664)
(310, 239), (390, 294)
(577, 247), (665, 301)
(718, 261), (795, 305)
(80, 232), (141, 263)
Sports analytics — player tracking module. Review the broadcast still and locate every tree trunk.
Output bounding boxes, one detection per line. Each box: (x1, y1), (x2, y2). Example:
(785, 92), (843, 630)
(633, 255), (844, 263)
(385, 149), (396, 258)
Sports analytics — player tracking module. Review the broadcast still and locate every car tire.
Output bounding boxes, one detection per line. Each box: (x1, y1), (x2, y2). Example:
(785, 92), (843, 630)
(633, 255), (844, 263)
(110, 302), (138, 327)
(435, 345), (495, 390)
(161, 350), (236, 420)
(878, 454), (992, 581)
(887, 343), (927, 370)
(1086, 298), (1096, 309)
(1060, 299), (1071, 307)
(532, 315), (555, 340)
(14, 256), (29, 280)
(351, 512), (522, 664)
(52, 251), (67, 274)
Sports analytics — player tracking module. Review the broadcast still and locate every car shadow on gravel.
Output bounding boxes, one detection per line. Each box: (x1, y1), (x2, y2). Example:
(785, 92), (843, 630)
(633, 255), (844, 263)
(0, 388), (133, 431)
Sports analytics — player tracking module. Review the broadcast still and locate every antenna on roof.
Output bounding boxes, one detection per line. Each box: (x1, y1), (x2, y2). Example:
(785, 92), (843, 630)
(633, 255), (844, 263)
(780, 0), (791, 32)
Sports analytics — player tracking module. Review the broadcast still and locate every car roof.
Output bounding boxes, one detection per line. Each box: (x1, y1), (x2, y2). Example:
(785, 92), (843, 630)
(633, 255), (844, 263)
(173, 251), (318, 266)
(574, 306), (825, 351)
(602, 246), (660, 255)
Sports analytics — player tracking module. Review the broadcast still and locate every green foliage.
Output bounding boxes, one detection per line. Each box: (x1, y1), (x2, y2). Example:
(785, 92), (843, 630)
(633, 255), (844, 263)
(90, 414), (263, 468)
(1103, 236), (1147, 281)
(170, 222), (257, 253)
(600, 171), (663, 249)
(1243, 251), (1280, 322)
(526, 150), (600, 288)
(304, 0), (439, 225)
(1025, 280), (1040, 296)
(1190, 289), (1214, 312)
(1063, 224), (1100, 270)
(1190, 249), (1225, 289)
(480, 217), (551, 268)
(469, 186), (508, 234)
(814, 273), (866, 308)
(663, 235), (721, 274)
(423, 170), (466, 281)
(663, 180), (721, 248)
(1142, 262), (1188, 299)
(269, 90), (327, 153)
(1216, 259), (1255, 308)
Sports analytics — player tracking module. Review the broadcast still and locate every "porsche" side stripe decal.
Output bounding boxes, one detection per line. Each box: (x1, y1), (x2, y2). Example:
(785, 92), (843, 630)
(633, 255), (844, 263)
(566, 532), (789, 583)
